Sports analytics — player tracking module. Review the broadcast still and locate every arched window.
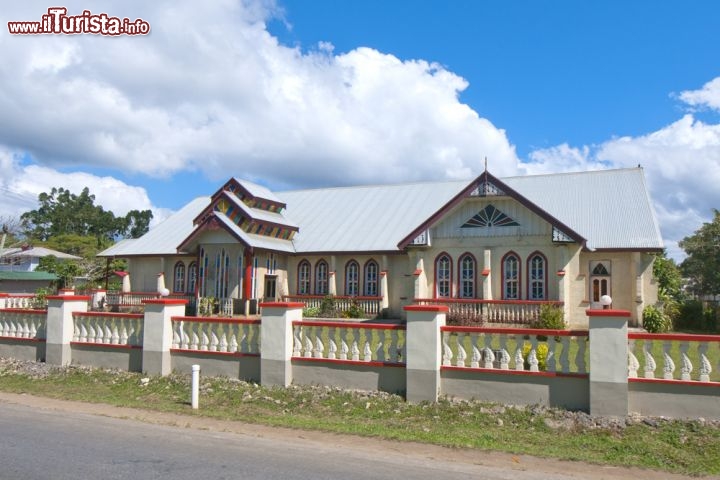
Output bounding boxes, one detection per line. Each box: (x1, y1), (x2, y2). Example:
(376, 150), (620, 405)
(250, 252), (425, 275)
(315, 260), (329, 295)
(458, 253), (476, 298)
(298, 260), (311, 295)
(527, 252), (547, 300)
(435, 253), (452, 298)
(187, 262), (197, 294)
(173, 262), (186, 293)
(502, 252), (521, 300)
(364, 260), (379, 296)
(345, 260), (359, 296)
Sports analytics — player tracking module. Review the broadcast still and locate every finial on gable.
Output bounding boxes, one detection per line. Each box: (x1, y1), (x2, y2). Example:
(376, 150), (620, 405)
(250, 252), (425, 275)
(484, 157), (488, 172)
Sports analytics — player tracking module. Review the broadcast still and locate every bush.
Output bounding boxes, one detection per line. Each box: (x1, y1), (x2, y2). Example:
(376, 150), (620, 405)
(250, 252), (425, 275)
(642, 305), (670, 333)
(198, 296), (218, 317)
(522, 341), (549, 371)
(675, 300), (704, 331)
(303, 306), (321, 317)
(342, 299), (365, 319)
(530, 304), (565, 330)
(318, 295), (339, 318)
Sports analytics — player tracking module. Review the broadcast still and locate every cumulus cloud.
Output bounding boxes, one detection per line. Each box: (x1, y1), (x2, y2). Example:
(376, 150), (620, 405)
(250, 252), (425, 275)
(522, 110), (720, 260)
(679, 77), (720, 112)
(0, 146), (166, 226)
(0, 0), (518, 196)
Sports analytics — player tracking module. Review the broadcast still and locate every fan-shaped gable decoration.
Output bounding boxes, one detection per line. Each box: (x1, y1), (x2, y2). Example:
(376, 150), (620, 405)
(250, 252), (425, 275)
(461, 204), (519, 228)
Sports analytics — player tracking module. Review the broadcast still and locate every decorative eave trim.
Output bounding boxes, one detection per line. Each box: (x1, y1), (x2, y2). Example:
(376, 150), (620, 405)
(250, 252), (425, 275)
(224, 178), (287, 210)
(397, 171), (587, 249)
(177, 213), (254, 253)
(192, 191), (298, 232)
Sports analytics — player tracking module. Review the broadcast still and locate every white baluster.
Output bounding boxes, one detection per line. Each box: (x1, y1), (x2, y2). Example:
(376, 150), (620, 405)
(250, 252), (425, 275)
(442, 331), (452, 366)
(455, 332), (466, 367)
(313, 332), (324, 359)
(699, 342), (711, 382)
(292, 324), (302, 357)
(678, 342), (692, 381)
(340, 339), (349, 360)
(390, 329), (399, 362)
(190, 324), (200, 350)
(471, 345), (481, 368)
(240, 323), (249, 353)
(643, 340), (656, 379)
(103, 320), (112, 343)
(575, 337), (587, 374)
(514, 347), (524, 371)
(172, 321), (181, 348)
(528, 336), (539, 372)
(111, 320), (120, 345)
(72, 317), (81, 342)
(351, 340), (360, 361)
(328, 339), (337, 359)
(304, 335), (313, 358)
(662, 341), (675, 380)
(499, 334), (509, 370)
(482, 347), (495, 369)
(119, 320), (129, 345)
(79, 321), (88, 342)
(208, 324), (219, 351)
(363, 341), (372, 362)
(218, 324), (228, 352)
(628, 338), (639, 378)
(546, 336), (556, 373)
(199, 324), (210, 351)
(229, 323), (239, 353)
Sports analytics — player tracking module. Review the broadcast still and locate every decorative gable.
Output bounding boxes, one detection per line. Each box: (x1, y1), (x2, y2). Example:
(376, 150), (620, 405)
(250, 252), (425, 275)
(461, 204), (519, 228)
(469, 178), (506, 197)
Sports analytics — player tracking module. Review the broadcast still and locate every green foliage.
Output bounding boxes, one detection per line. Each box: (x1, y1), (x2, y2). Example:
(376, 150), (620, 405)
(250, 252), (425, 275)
(653, 251), (685, 303)
(680, 209), (720, 297)
(341, 299), (365, 319)
(530, 304), (565, 330)
(642, 305), (671, 333)
(522, 341), (549, 370)
(30, 287), (51, 309)
(674, 300), (719, 332)
(20, 186), (152, 244)
(198, 297), (218, 317)
(36, 255), (82, 289)
(303, 306), (321, 317)
(318, 295), (339, 318)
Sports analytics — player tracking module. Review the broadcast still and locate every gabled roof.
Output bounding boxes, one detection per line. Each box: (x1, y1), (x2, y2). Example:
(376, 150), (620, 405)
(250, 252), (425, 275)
(397, 171), (586, 249)
(98, 168), (664, 258)
(98, 197), (211, 257)
(194, 190), (298, 230)
(1, 246), (82, 260)
(0, 271), (58, 281)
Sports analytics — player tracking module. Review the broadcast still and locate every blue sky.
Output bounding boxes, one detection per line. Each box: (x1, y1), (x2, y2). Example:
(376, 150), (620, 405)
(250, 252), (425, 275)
(1, 1), (720, 260)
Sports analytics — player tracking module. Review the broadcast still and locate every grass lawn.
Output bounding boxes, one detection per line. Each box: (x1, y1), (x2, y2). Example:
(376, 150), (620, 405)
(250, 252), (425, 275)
(0, 361), (719, 477)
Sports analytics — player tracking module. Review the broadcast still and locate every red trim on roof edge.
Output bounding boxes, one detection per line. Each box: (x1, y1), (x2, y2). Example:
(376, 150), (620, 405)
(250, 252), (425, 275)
(397, 170), (586, 250)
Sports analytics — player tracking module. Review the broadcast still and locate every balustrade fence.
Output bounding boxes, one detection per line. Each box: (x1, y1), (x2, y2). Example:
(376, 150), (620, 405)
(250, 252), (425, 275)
(628, 332), (720, 383)
(440, 326), (588, 375)
(1, 297), (719, 419)
(414, 298), (563, 325)
(283, 295), (382, 317)
(292, 320), (405, 364)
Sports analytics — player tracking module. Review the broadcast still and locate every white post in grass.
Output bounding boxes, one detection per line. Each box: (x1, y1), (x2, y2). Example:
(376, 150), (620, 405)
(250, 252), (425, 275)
(191, 364), (200, 410)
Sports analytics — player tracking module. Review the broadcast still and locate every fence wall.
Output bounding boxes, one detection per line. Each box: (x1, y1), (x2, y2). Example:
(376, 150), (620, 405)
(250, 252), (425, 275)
(0, 293), (718, 419)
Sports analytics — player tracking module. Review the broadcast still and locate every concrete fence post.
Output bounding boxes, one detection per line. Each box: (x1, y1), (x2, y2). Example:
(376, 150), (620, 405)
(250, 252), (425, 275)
(259, 302), (303, 387)
(587, 309), (630, 417)
(46, 295), (90, 366)
(404, 304), (447, 402)
(142, 299), (188, 375)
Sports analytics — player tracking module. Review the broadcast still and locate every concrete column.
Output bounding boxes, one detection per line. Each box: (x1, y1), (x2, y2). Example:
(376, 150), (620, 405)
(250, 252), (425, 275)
(259, 302), (303, 387)
(58, 288), (75, 296)
(0, 293), (7, 309)
(142, 299), (188, 375)
(482, 249), (492, 299)
(413, 256), (427, 299)
(328, 271), (337, 296)
(380, 271), (389, 310)
(404, 304), (447, 402)
(91, 289), (107, 310)
(46, 295), (90, 366)
(587, 309), (630, 417)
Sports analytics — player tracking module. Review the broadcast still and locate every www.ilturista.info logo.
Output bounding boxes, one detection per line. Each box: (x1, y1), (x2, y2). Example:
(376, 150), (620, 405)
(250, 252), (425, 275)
(8, 7), (150, 35)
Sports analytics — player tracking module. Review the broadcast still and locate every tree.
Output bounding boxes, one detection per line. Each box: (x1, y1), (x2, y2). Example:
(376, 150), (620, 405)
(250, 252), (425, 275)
(680, 209), (720, 297)
(653, 251), (684, 303)
(20, 187), (152, 243)
(37, 255), (82, 289)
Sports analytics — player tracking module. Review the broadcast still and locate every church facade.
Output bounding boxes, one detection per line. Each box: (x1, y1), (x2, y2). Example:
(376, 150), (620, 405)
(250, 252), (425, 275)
(99, 168), (664, 328)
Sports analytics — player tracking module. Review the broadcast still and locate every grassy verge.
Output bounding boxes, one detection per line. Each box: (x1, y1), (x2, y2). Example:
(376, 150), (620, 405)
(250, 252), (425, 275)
(0, 361), (718, 477)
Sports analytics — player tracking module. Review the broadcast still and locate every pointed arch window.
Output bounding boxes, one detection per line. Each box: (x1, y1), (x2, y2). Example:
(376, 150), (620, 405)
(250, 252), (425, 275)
(435, 253), (452, 298)
(502, 252), (520, 300)
(458, 253), (476, 298)
(527, 252), (547, 300)
(315, 260), (329, 295)
(173, 262), (186, 293)
(298, 260), (311, 295)
(364, 260), (379, 296)
(346, 260), (359, 296)
(187, 262), (197, 294)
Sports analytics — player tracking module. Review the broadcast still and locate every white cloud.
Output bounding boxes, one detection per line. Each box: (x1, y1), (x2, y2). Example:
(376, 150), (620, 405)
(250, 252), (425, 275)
(0, 0), (519, 193)
(0, 147), (165, 226)
(679, 77), (720, 112)
(522, 113), (720, 261)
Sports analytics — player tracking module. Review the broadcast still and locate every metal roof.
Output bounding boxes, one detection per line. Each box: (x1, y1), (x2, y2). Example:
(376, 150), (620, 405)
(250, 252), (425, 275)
(234, 178), (284, 204)
(502, 168), (663, 250)
(98, 197), (211, 257)
(98, 168), (663, 257)
(0, 271), (58, 280)
(214, 213), (296, 253)
(222, 192), (298, 229)
(1, 246), (81, 260)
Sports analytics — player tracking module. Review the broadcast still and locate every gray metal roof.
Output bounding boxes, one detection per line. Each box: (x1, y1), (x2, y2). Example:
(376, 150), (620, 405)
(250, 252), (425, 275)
(214, 213), (296, 253)
(234, 178), (284, 204)
(98, 168), (663, 257)
(99, 197), (210, 257)
(502, 168), (663, 250)
(223, 192), (298, 229)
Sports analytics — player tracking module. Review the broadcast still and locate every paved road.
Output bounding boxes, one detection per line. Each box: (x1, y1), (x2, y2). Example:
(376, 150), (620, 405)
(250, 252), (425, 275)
(0, 396), (695, 480)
